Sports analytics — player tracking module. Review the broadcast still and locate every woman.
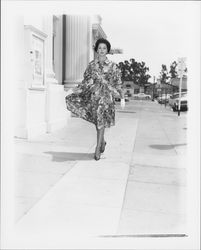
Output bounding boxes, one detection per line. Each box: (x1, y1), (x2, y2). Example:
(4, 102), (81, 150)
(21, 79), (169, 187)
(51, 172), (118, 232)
(65, 38), (125, 160)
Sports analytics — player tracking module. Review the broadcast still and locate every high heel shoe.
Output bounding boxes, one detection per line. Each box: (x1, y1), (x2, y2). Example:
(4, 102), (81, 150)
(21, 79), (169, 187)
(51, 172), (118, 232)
(100, 141), (107, 153)
(94, 147), (101, 161)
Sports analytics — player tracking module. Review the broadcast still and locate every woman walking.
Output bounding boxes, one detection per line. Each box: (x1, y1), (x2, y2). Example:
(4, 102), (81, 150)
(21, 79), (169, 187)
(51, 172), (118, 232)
(65, 38), (125, 160)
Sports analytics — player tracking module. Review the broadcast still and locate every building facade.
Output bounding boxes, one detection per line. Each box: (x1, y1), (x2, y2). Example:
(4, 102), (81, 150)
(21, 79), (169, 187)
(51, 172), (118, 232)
(14, 14), (108, 139)
(123, 81), (140, 96)
(152, 76), (188, 98)
(170, 76), (187, 92)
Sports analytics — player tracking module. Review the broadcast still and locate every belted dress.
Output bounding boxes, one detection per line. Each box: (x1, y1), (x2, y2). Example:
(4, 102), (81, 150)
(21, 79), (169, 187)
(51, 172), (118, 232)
(65, 58), (124, 129)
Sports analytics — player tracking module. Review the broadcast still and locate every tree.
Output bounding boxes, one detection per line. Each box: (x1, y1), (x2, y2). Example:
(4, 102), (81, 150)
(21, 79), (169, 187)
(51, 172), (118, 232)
(169, 60), (187, 79)
(158, 61), (188, 96)
(169, 61), (178, 79)
(118, 58), (151, 87)
(159, 64), (169, 84)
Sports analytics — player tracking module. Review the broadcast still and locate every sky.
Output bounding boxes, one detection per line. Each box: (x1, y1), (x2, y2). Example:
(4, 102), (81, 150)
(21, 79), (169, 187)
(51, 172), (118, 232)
(4, 1), (200, 82)
(96, 1), (199, 81)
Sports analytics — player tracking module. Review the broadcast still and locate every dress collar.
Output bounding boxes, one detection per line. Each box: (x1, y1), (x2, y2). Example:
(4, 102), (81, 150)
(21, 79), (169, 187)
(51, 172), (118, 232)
(95, 57), (110, 65)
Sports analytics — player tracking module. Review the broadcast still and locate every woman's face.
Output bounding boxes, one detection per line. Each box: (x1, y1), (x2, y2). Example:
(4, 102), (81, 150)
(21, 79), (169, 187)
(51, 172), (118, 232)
(97, 43), (108, 56)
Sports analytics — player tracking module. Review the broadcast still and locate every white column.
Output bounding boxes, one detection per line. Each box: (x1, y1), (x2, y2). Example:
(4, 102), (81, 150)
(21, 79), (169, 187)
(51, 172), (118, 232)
(64, 15), (90, 89)
(53, 15), (63, 84)
(88, 17), (94, 61)
(12, 16), (28, 138)
(43, 16), (58, 84)
(43, 16), (68, 133)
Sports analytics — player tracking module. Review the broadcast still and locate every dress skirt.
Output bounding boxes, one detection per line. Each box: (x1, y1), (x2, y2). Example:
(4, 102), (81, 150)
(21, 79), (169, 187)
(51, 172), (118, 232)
(65, 85), (116, 129)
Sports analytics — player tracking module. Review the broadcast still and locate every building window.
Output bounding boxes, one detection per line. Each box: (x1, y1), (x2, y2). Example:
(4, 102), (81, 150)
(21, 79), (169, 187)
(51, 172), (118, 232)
(126, 84), (131, 88)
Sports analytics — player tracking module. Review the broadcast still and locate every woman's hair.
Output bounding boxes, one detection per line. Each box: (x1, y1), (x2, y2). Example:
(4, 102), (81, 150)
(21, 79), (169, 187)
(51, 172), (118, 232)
(94, 38), (111, 53)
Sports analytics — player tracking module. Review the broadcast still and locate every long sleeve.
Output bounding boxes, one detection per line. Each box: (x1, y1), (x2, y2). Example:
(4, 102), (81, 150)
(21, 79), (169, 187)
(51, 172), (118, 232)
(111, 63), (124, 98)
(77, 63), (93, 90)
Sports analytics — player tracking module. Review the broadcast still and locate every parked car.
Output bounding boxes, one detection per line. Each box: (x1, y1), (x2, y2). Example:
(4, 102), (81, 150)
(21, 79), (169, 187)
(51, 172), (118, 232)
(152, 94), (159, 101)
(169, 92), (187, 106)
(169, 92), (188, 111)
(133, 93), (151, 100)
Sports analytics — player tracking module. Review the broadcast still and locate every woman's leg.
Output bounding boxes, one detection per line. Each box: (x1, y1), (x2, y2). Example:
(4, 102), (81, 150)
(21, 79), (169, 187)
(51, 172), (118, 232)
(94, 126), (104, 160)
(100, 127), (107, 153)
(102, 128), (105, 144)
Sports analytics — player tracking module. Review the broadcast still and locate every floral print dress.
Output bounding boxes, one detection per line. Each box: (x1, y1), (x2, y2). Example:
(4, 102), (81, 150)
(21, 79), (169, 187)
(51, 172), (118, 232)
(65, 57), (124, 129)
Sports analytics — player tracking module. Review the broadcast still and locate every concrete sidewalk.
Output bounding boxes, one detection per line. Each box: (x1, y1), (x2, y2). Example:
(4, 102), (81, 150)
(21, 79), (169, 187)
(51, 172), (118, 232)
(117, 101), (187, 235)
(14, 105), (138, 238)
(13, 100), (187, 248)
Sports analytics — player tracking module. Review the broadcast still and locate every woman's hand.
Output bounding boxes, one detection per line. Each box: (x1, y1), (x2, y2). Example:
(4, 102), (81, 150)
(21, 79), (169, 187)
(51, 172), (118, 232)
(120, 98), (125, 109)
(66, 87), (82, 96)
(66, 88), (74, 96)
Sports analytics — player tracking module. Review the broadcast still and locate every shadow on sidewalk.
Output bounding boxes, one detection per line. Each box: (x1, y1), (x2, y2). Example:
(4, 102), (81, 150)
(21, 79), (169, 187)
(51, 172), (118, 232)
(149, 143), (187, 150)
(44, 151), (94, 161)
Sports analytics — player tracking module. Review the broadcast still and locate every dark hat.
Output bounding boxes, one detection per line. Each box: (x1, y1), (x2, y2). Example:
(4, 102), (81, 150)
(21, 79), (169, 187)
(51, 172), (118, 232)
(94, 38), (111, 53)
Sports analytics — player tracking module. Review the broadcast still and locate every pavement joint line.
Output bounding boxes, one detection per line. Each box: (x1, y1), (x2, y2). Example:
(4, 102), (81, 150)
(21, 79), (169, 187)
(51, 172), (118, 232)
(115, 118), (140, 234)
(130, 163), (187, 170)
(15, 160), (81, 223)
(58, 175), (130, 181)
(115, 101), (145, 233)
(99, 234), (188, 238)
(15, 182), (60, 222)
(127, 179), (187, 187)
(16, 169), (72, 175)
(120, 208), (186, 216)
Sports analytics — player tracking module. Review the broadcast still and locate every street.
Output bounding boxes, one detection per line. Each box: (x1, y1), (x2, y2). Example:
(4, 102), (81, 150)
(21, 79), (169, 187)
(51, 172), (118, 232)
(14, 99), (187, 246)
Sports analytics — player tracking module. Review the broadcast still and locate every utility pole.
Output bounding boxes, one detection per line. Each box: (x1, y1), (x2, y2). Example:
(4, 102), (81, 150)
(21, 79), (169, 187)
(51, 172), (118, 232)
(177, 58), (186, 116)
(153, 76), (155, 100)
